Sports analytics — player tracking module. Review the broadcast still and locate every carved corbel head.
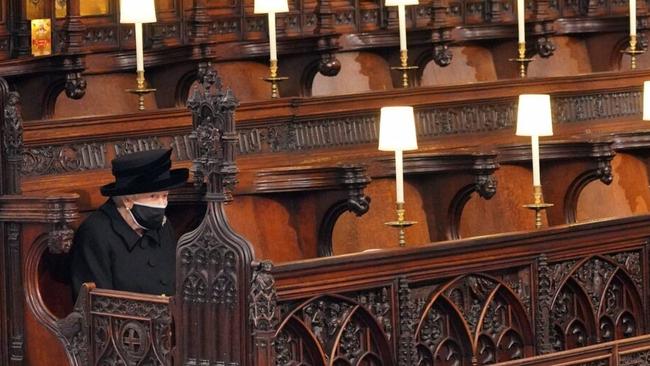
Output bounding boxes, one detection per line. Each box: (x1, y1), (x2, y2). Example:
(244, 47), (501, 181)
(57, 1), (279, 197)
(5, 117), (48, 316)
(535, 36), (556, 58)
(433, 44), (453, 67)
(597, 157), (613, 185)
(48, 222), (75, 254)
(65, 72), (87, 100)
(316, 36), (341, 77)
(342, 165), (371, 216)
(475, 173), (498, 199)
(319, 53), (341, 77)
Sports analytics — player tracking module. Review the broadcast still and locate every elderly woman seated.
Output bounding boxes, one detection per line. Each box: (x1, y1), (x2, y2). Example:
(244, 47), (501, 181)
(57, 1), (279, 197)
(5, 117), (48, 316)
(70, 148), (188, 299)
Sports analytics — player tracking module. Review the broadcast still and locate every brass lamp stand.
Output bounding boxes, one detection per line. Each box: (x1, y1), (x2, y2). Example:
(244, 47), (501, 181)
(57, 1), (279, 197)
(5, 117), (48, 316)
(509, 42), (533, 78)
(385, 202), (417, 247)
(623, 35), (645, 70)
(391, 50), (418, 88)
(262, 60), (288, 99)
(125, 71), (156, 111)
(522, 185), (553, 229)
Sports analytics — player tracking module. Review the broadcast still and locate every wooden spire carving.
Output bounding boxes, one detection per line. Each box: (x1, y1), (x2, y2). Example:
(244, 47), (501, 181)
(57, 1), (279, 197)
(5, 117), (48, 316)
(175, 62), (259, 366)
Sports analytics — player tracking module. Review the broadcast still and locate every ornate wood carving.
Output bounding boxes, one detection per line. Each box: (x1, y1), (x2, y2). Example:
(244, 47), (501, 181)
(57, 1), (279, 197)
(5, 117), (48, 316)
(176, 62), (254, 365)
(57, 283), (91, 366)
(14, 81), (649, 179)
(188, 0), (210, 43)
(313, 166), (370, 257)
(553, 91), (642, 124)
(398, 277), (418, 366)
(6, 222), (23, 364)
(64, 71), (87, 100)
(548, 255), (644, 352)
(536, 254), (553, 354)
(268, 213), (650, 365)
(274, 293), (394, 365)
(0, 195), (79, 254)
(24, 235), (86, 365)
(3, 86), (23, 194)
(89, 290), (172, 365)
(22, 143), (107, 176)
(250, 261), (277, 366)
(0, 78), (25, 365)
(413, 274), (533, 364)
(620, 349), (650, 365)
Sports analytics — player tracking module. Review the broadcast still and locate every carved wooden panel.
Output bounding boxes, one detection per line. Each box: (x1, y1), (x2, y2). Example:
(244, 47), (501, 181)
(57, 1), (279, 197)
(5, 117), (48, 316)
(275, 291), (394, 365)
(413, 274), (534, 365)
(89, 293), (172, 365)
(547, 255), (644, 351)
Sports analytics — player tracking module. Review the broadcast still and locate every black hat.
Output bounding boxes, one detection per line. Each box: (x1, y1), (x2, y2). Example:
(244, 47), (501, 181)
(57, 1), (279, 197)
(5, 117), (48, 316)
(100, 149), (189, 197)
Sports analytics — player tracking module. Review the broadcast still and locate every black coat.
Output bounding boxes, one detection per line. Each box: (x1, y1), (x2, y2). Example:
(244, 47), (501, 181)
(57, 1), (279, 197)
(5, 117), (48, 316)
(70, 199), (176, 300)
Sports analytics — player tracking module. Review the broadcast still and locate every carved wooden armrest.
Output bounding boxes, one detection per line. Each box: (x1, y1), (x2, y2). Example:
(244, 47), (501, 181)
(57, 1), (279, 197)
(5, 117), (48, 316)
(58, 283), (173, 366)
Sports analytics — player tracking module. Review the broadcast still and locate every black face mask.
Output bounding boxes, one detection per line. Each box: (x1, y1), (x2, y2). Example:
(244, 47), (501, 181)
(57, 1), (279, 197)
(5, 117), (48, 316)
(129, 203), (166, 230)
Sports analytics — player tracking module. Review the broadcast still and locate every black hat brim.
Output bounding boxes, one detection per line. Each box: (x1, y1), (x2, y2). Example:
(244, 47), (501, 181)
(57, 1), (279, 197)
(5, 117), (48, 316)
(100, 168), (189, 197)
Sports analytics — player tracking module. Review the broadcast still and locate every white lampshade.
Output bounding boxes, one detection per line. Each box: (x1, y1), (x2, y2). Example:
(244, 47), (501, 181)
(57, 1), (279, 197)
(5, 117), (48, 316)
(378, 106), (419, 151)
(254, 0), (289, 13)
(643, 81), (650, 121)
(385, 0), (419, 5)
(120, 0), (157, 23)
(516, 94), (554, 137)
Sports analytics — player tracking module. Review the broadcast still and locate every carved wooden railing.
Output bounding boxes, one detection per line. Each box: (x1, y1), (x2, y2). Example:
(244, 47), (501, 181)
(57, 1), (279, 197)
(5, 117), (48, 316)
(267, 214), (650, 365)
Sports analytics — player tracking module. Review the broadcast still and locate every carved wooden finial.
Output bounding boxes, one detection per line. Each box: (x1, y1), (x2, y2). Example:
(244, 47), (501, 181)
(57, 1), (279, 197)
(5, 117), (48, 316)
(176, 63), (256, 365)
(187, 61), (240, 202)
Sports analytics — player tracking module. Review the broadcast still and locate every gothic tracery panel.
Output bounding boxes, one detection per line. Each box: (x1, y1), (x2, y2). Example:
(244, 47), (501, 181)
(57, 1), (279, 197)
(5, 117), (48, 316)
(549, 255), (644, 352)
(275, 294), (393, 366)
(415, 275), (533, 365)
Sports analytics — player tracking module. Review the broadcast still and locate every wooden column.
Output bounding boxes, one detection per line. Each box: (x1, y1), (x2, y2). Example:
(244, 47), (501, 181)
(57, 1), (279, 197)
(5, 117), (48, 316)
(0, 77), (24, 365)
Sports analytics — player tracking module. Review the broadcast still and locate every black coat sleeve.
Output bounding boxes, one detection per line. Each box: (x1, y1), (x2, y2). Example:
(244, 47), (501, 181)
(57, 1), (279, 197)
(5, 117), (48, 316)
(70, 221), (114, 300)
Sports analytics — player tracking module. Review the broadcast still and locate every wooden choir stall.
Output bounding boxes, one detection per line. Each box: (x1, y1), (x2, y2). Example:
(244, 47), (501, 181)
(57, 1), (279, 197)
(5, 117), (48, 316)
(2, 66), (650, 365)
(5, 0), (650, 365)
